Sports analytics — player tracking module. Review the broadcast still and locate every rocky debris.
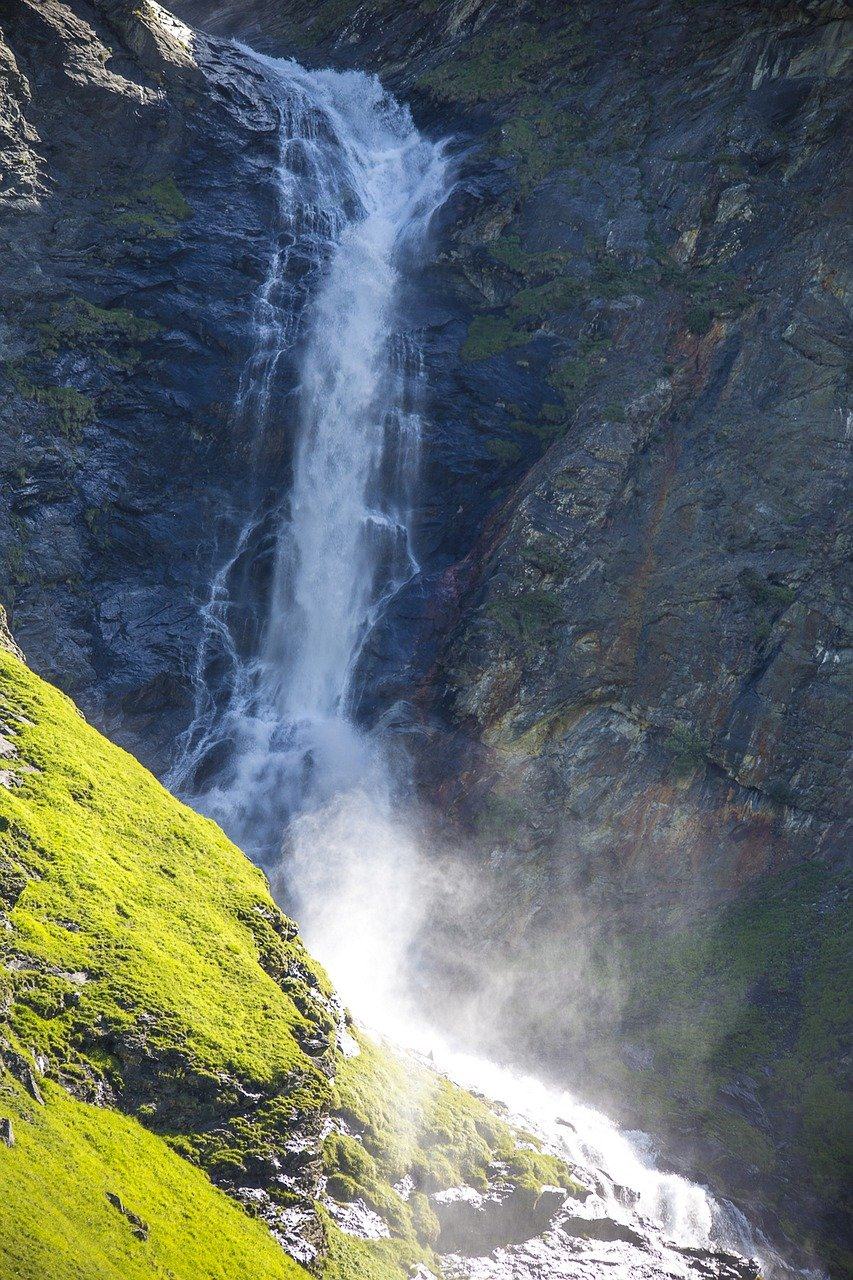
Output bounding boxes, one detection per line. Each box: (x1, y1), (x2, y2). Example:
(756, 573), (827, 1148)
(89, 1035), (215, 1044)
(0, 1117), (13, 1147)
(105, 1190), (149, 1241)
(442, 1222), (765, 1280)
(0, 1041), (46, 1105)
(233, 1188), (322, 1264)
(324, 1195), (391, 1240)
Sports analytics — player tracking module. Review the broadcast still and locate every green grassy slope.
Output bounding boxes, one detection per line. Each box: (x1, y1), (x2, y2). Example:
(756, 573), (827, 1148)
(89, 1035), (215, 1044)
(0, 647), (337, 1089)
(0, 640), (568, 1278)
(0, 641), (335, 1277)
(0, 1076), (307, 1280)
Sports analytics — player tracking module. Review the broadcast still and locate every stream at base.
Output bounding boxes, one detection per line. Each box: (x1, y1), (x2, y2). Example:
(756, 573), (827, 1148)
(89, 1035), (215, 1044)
(168, 43), (809, 1280)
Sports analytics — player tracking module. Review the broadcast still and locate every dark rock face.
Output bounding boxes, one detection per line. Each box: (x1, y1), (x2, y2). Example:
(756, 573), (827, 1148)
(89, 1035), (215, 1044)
(0, 0), (295, 767)
(432, 1178), (565, 1254)
(168, 2), (851, 1272)
(2, 0), (850, 1274)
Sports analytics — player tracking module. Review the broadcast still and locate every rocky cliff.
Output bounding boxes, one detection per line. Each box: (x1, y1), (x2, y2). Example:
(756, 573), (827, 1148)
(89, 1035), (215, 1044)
(170, 0), (851, 1271)
(0, 0), (850, 1275)
(0, 0), (309, 768)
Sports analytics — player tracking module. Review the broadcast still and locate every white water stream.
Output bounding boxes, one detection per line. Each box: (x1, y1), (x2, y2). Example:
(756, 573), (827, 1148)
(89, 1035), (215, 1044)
(171, 48), (804, 1279)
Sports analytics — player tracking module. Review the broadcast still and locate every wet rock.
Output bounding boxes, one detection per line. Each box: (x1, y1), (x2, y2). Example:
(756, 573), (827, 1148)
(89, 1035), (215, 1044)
(559, 1213), (644, 1246)
(433, 1180), (566, 1255)
(0, 0), (293, 769)
(679, 1244), (762, 1279)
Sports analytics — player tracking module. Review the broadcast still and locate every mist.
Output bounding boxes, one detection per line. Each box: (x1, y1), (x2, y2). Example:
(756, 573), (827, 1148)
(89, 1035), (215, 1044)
(164, 38), (805, 1280)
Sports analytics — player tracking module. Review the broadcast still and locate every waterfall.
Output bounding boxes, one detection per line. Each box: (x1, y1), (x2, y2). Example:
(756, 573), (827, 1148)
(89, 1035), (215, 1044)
(170, 46), (802, 1280)
(170, 52), (448, 855)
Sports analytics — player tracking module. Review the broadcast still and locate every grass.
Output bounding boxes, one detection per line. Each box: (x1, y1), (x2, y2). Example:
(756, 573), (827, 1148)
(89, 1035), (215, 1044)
(0, 645), (334, 1274)
(0, 648), (335, 1096)
(0, 644), (573, 1275)
(330, 1031), (578, 1234)
(0, 1075), (308, 1280)
(321, 1221), (429, 1280)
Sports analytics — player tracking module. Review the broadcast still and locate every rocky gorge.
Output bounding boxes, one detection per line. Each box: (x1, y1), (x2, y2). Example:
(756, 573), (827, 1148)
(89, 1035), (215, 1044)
(0, 1), (850, 1277)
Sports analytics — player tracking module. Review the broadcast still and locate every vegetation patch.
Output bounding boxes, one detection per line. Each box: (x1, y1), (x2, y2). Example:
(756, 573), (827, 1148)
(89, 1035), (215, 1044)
(741, 570), (796, 610)
(3, 364), (95, 438)
(332, 1030), (576, 1205)
(615, 860), (851, 1275)
(520, 539), (568, 577)
(485, 437), (523, 465)
(0, 1073), (307, 1280)
(461, 313), (528, 361)
(663, 722), (707, 775)
(490, 235), (574, 282)
(37, 296), (160, 368)
(110, 176), (193, 239)
(498, 106), (585, 187)
(486, 587), (564, 648)
(419, 23), (557, 103)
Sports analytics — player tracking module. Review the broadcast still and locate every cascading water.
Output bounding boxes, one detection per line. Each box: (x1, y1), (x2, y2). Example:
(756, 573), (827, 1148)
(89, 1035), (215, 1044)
(172, 46), (804, 1280)
(170, 51), (446, 853)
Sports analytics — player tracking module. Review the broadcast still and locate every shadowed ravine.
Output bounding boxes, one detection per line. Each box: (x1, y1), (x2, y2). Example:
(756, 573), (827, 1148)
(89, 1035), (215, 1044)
(169, 47), (806, 1280)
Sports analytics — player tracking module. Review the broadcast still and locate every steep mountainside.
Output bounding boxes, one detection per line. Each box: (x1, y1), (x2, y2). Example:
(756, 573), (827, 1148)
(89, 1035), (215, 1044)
(0, 0), (850, 1275)
(0, 620), (573, 1278)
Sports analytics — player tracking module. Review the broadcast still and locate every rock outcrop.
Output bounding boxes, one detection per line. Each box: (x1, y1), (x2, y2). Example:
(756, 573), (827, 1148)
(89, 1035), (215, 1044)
(0, 0), (300, 768)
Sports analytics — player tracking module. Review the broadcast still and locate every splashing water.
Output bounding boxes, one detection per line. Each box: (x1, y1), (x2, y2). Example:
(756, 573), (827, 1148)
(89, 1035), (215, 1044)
(171, 46), (805, 1279)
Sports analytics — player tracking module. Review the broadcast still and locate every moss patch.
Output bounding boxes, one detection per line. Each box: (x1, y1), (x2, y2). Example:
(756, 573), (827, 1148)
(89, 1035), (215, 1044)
(110, 177), (193, 239)
(37, 296), (160, 368)
(614, 859), (852, 1274)
(3, 366), (95, 438)
(461, 313), (529, 361)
